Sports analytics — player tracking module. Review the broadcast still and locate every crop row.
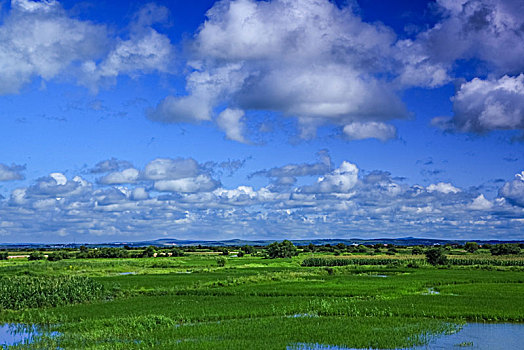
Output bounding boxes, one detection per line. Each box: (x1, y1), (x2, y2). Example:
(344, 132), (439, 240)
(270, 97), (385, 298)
(302, 256), (524, 267)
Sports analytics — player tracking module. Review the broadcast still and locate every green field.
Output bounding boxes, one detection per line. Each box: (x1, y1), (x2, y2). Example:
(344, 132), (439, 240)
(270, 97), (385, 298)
(0, 249), (523, 349)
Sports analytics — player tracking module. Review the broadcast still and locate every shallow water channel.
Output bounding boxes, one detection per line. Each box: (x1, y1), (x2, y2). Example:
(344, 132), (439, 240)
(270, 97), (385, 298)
(289, 322), (524, 350)
(1, 322), (522, 348)
(0, 324), (40, 347)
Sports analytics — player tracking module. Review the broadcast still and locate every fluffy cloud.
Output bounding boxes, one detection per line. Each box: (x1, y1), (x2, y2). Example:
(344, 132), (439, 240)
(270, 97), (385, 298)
(90, 158), (134, 174)
(250, 150), (331, 185)
(98, 168), (140, 185)
(343, 122), (397, 141)
(427, 0), (524, 75)
(1, 156), (523, 241)
(397, 0), (524, 89)
(302, 161), (359, 193)
(500, 171), (524, 207)
(432, 74), (524, 133)
(143, 158), (200, 180)
(26, 173), (91, 198)
(0, 163), (25, 181)
(0, 0), (173, 94)
(216, 108), (248, 143)
(468, 194), (493, 210)
(427, 182), (461, 194)
(154, 175), (219, 193)
(0, 0), (108, 94)
(79, 3), (173, 90)
(149, 0), (406, 140)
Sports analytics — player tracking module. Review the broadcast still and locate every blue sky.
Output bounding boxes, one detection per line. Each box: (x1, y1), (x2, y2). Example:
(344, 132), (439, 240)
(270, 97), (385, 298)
(0, 0), (523, 243)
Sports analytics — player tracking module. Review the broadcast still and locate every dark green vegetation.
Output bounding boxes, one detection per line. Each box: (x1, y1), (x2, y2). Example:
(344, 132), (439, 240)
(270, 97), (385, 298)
(0, 242), (523, 349)
(0, 276), (110, 310)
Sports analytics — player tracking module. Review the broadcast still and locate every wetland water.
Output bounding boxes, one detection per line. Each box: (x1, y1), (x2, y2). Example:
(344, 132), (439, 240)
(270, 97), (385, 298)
(1, 322), (522, 349)
(0, 324), (39, 347)
(289, 323), (524, 350)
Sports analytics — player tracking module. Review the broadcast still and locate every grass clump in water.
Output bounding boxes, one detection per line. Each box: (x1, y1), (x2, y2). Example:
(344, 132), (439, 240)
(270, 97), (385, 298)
(0, 276), (110, 310)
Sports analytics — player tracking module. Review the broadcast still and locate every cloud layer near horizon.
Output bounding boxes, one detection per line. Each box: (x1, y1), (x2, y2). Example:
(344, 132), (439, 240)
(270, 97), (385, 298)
(0, 156), (522, 242)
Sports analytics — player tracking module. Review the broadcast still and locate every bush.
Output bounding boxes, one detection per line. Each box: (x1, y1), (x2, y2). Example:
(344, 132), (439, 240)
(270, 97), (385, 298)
(28, 251), (45, 261)
(266, 240), (297, 259)
(170, 248), (185, 257)
(464, 242), (479, 253)
(241, 245), (256, 254)
(76, 247), (129, 259)
(216, 257), (227, 267)
(237, 251), (244, 257)
(47, 251), (71, 261)
(425, 247), (448, 266)
(490, 244), (521, 256)
(0, 251), (8, 260)
(141, 246), (156, 258)
(411, 247), (424, 255)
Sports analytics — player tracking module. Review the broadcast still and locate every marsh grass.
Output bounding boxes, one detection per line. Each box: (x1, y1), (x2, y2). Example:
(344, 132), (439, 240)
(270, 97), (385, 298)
(0, 254), (522, 349)
(0, 276), (109, 310)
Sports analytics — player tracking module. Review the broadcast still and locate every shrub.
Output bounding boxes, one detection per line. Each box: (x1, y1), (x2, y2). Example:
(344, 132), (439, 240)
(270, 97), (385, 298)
(141, 246), (156, 258)
(266, 240), (297, 259)
(170, 248), (185, 257)
(0, 251), (8, 260)
(47, 251), (71, 261)
(464, 242), (479, 253)
(216, 257), (227, 267)
(490, 244), (521, 256)
(425, 247), (448, 266)
(241, 245), (256, 254)
(411, 247), (424, 255)
(28, 251), (45, 261)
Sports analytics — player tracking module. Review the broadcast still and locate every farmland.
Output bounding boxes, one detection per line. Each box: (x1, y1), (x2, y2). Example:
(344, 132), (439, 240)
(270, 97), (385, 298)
(0, 243), (523, 349)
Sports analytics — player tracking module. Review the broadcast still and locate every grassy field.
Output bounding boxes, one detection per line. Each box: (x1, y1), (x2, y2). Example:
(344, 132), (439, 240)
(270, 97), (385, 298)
(0, 250), (523, 349)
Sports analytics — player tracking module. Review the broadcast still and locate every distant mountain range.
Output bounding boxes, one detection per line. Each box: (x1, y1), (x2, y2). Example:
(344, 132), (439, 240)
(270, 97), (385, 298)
(1, 237), (522, 249)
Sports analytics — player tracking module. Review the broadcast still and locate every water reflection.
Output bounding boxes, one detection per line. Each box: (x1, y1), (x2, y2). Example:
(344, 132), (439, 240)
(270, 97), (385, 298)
(288, 323), (524, 350)
(0, 324), (39, 347)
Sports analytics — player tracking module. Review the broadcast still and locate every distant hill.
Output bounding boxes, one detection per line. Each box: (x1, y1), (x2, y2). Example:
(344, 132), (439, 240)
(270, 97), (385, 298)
(1, 237), (522, 249)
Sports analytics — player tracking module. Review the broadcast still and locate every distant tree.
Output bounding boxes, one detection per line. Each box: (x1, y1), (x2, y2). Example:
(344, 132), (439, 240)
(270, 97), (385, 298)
(241, 245), (256, 254)
(47, 251), (71, 261)
(237, 250), (244, 257)
(28, 251), (45, 261)
(336, 243), (346, 251)
(357, 245), (368, 253)
(141, 246), (156, 258)
(0, 251), (8, 260)
(79, 245), (88, 253)
(411, 246), (424, 255)
(387, 247), (398, 254)
(266, 240), (297, 259)
(425, 247), (448, 266)
(221, 248), (229, 256)
(170, 248), (185, 257)
(464, 242), (479, 253)
(490, 244), (520, 256)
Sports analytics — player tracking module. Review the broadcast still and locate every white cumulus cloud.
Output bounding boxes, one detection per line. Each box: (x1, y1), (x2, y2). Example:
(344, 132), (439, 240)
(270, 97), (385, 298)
(343, 122), (397, 141)
(216, 108), (248, 143)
